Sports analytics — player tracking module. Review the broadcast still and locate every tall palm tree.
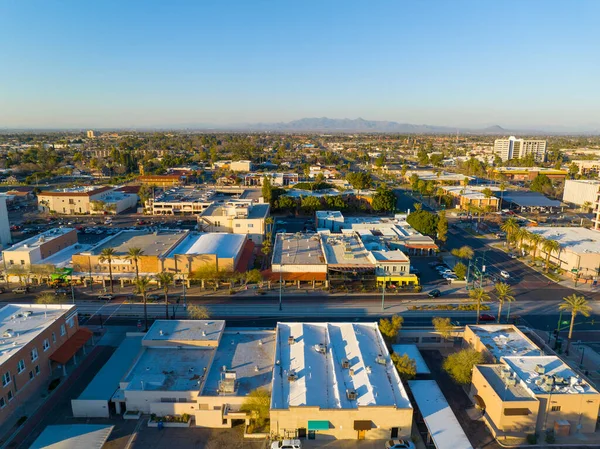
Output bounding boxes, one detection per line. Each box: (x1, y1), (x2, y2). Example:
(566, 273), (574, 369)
(529, 233), (543, 261)
(501, 217), (519, 246)
(499, 181), (507, 205)
(516, 228), (531, 254)
(541, 239), (561, 272)
(155, 272), (174, 320)
(99, 247), (116, 293)
(559, 294), (592, 353)
(134, 276), (152, 331)
(125, 247), (144, 282)
(494, 282), (515, 323)
(469, 288), (490, 324)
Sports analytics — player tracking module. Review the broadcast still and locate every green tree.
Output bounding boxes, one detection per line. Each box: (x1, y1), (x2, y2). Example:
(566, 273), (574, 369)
(469, 287), (490, 324)
(501, 217), (520, 245)
(99, 247), (116, 293)
(155, 271), (174, 320)
(451, 245), (474, 261)
(188, 304), (210, 319)
(432, 316), (454, 341)
(559, 294), (592, 353)
(262, 176), (273, 204)
(530, 174), (552, 193)
(245, 269), (263, 285)
(190, 264), (219, 289)
(391, 353), (416, 380)
(453, 262), (467, 280)
(125, 247), (144, 282)
(437, 211), (448, 243)
(371, 186), (396, 212)
(406, 210), (439, 235)
(542, 238), (561, 272)
(443, 348), (484, 385)
(35, 292), (67, 304)
(300, 196), (322, 214)
(240, 388), (271, 428)
(379, 315), (404, 344)
(528, 233), (543, 260)
(276, 195), (296, 212)
(417, 148), (429, 165)
(494, 282), (515, 323)
(429, 153), (444, 167)
(134, 276), (152, 331)
(346, 172), (372, 191)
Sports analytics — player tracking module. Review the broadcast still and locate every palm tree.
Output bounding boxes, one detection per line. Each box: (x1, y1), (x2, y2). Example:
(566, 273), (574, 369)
(516, 228), (531, 254)
(494, 282), (515, 323)
(501, 217), (519, 245)
(125, 247), (144, 282)
(413, 202), (422, 212)
(134, 276), (152, 331)
(99, 247), (116, 293)
(529, 233), (543, 261)
(499, 181), (507, 205)
(155, 272), (174, 320)
(541, 238), (561, 272)
(559, 294), (592, 353)
(469, 288), (490, 324)
(581, 201), (592, 213)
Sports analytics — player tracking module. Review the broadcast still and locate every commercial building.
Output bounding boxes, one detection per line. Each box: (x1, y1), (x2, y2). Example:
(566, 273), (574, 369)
(271, 322), (413, 440)
(571, 160), (600, 176)
(0, 304), (89, 426)
(72, 230), (252, 285)
(527, 227), (600, 281)
(316, 210), (344, 232)
(440, 186), (500, 211)
(145, 186), (217, 215)
(465, 325), (600, 437)
(494, 137), (547, 162)
(562, 179), (600, 208)
(501, 191), (562, 212)
(595, 188), (600, 232)
(403, 170), (474, 184)
(2, 228), (78, 268)
(270, 233), (327, 287)
(0, 194), (10, 248)
(244, 172), (299, 187)
(229, 160), (254, 172)
(37, 186), (138, 215)
(30, 424), (113, 449)
(138, 175), (183, 187)
(492, 167), (567, 182)
(86, 130), (95, 138)
(198, 201), (270, 244)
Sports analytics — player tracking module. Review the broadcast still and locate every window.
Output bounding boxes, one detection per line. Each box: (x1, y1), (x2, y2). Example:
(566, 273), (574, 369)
(60, 325), (66, 336)
(551, 406), (561, 412)
(29, 371), (34, 380)
(17, 360), (25, 374)
(67, 317), (75, 328)
(52, 332), (56, 343)
(235, 224), (241, 228)
(31, 347), (38, 362)
(7, 390), (13, 402)
(20, 260), (25, 265)
(35, 365), (40, 375)
(43, 339), (50, 351)
(0, 397), (5, 408)
(2, 372), (10, 387)
(247, 223), (254, 228)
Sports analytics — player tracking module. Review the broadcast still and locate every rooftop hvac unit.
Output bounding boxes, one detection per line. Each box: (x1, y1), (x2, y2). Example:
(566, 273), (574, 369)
(349, 368), (355, 376)
(554, 375), (565, 384)
(545, 376), (554, 386)
(288, 336), (295, 345)
(288, 371), (298, 382)
(365, 366), (372, 374)
(316, 343), (327, 354)
(341, 358), (350, 369)
(346, 389), (357, 401)
(569, 376), (581, 387)
(535, 377), (545, 386)
(2, 330), (13, 338)
(540, 383), (553, 393)
(375, 354), (386, 365)
(500, 368), (512, 379)
(534, 364), (546, 374)
(505, 377), (517, 386)
(23, 311), (33, 317)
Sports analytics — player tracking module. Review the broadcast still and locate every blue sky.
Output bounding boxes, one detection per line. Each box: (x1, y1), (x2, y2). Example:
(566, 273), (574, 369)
(1, 0), (599, 129)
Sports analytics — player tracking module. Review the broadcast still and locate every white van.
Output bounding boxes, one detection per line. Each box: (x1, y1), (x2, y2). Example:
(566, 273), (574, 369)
(271, 439), (302, 449)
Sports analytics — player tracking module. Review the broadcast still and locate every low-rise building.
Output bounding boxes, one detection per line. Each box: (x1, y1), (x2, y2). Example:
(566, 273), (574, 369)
(271, 322), (413, 440)
(244, 172), (299, 187)
(492, 167), (567, 182)
(37, 186), (138, 215)
(2, 228), (78, 268)
(0, 194), (10, 248)
(440, 186), (500, 211)
(270, 233), (327, 287)
(315, 210), (344, 232)
(0, 304), (88, 426)
(145, 186), (217, 215)
(403, 170), (473, 184)
(198, 201), (270, 244)
(570, 160), (600, 176)
(138, 175), (183, 187)
(465, 325), (600, 438)
(229, 160), (254, 172)
(562, 179), (600, 208)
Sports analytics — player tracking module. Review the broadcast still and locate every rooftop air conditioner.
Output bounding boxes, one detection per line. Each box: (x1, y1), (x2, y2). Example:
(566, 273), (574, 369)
(346, 389), (357, 401)
(316, 343), (326, 354)
(287, 371), (298, 382)
(505, 378), (517, 386)
(341, 358), (350, 369)
(534, 364), (545, 374)
(375, 354), (386, 365)
(288, 336), (295, 345)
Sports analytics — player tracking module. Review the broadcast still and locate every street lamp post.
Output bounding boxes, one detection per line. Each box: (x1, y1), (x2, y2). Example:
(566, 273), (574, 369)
(381, 280), (386, 311)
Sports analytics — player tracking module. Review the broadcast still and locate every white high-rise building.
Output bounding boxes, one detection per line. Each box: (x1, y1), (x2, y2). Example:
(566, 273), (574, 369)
(494, 136), (547, 162)
(0, 195), (11, 248)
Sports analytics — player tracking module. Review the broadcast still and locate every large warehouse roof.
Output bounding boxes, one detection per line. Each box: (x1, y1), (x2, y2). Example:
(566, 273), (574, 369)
(168, 233), (246, 259)
(501, 191), (561, 207)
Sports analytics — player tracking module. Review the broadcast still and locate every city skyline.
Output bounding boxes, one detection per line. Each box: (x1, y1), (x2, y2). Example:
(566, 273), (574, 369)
(1, 1), (600, 129)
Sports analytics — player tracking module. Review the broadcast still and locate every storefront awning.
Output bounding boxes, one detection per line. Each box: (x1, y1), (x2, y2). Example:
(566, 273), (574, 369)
(354, 420), (372, 430)
(50, 328), (93, 365)
(308, 420), (330, 431)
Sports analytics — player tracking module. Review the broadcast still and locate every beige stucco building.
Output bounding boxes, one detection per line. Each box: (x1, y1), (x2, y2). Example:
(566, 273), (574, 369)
(198, 201), (270, 244)
(38, 186), (138, 215)
(2, 228), (78, 268)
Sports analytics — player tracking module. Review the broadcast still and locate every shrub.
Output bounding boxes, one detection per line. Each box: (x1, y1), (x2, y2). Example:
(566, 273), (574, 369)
(526, 433), (537, 444)
(545, 433), (555, 443)
(414, 285), (422, 293)
(443, 348), (484, 385)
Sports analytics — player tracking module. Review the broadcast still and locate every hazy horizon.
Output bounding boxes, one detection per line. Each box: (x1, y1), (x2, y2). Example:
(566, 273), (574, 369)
(1, 1), (599, 129)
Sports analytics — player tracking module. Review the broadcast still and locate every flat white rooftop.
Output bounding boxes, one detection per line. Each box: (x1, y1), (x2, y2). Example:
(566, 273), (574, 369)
(272, 322), (411, 410)
(528, 227), (600, 255)
(372, 250), (409, 263)
(143, 320), (225, 343)
(30, 424), (114, 449)
(467, 325), (541, 360)
(204, 331), (275, 396)
(392, 344), (430, 374)
(502, 356), (598, 395)
(168, 233), (246, 259)
(87, 230), (188, 257)
(0, 304), (75, 366)
(272, 233), (325, 266)
(321, 233), (373, 266)
(4, 228), (75, 253)
(35, 243), (91, 268)
(409, 380), (473, 449)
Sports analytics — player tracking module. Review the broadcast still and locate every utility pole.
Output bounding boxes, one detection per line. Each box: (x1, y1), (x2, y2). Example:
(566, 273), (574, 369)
(381, 281), (386, 311)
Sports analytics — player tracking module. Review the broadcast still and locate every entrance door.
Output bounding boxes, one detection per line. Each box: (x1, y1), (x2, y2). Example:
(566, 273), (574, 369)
(391, 427), (399, 438)
(357, 430), (366, 440)
(297, 428), (307, 439)
(308, 431), (316, 440)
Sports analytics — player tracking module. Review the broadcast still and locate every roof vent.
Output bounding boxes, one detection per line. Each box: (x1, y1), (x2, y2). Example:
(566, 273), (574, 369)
(349, 368), (355, 376)
(23, 311), (33, 317)
(159, 330), (164, 336)
(365, 365), (372, 374)
(316, 343), (327, 354)
(534, 364), (545, 374)
(505, 377), (517, 386)
(341, 358), (350, 369)
(346, 389), (357, 401)
(254, 365), (259, 372)
(202, 331), (206, 337)
(288, 336), (295, 345)
(288, 371), (298, 382)
(375, 354), (387, 365)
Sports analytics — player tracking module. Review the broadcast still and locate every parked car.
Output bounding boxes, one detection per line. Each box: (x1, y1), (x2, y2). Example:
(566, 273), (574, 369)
(428, 289), (441, 298)
(12, 287), (30, 294)
(55, 288), (69, 296)
(508, 253), (517, 259)
(147, 294), (161, 301)
(385, 440), (416, 449)
(500, 270), (510, 279)
(479, 314), (496, 322)
(98, 294), (115, 301)
(271, 439), (302, 449)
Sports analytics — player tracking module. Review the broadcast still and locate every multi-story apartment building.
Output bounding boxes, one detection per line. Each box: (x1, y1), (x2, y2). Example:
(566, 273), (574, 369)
(0, 304), (86, 426)
(494, 136), (547, 162)
(198, 201), (270, 244)
(37, 186), (138, 215)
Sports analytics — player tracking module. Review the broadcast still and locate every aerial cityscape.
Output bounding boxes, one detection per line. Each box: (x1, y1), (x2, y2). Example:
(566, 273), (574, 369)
(1, 1), (599, 449)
